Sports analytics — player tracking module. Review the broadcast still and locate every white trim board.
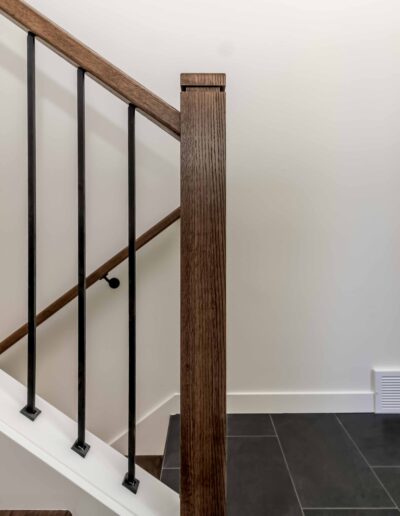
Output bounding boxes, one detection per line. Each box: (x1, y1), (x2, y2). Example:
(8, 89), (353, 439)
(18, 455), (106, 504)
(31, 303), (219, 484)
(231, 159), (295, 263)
(0, 370), (179, 516)
(112, 390), (374, 455)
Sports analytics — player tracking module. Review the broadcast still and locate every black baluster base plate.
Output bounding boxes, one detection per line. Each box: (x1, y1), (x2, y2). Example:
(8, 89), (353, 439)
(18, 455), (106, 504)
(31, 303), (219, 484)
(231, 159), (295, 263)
(20, 405), (41, 421)
(72, 439), (90, 458)
(123, 473), (140, 494)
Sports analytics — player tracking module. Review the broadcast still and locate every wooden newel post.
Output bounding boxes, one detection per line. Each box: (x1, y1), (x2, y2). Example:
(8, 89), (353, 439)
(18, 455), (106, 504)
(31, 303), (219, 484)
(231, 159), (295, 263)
(180, 73), (227, 516)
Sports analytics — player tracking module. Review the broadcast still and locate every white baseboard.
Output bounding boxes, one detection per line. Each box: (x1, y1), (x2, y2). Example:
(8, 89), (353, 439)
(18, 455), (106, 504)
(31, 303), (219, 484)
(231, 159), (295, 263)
(111, 390), (374, 456)
(226, 390), (374, 414)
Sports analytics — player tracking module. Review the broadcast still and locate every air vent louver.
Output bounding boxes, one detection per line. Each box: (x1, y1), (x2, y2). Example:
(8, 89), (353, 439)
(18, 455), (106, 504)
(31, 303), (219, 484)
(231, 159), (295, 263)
(374, 370), (400, 414)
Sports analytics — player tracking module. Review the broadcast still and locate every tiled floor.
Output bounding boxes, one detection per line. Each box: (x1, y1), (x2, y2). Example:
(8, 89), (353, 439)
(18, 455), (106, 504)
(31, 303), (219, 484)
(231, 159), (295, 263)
(160, 414), (400, 515)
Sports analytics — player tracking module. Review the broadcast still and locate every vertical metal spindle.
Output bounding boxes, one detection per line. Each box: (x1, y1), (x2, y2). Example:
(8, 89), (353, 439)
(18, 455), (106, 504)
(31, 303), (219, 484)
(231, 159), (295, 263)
(72, 68), (90, 458)
(21, 32), (41, 422)
(123, 104), (139, 494)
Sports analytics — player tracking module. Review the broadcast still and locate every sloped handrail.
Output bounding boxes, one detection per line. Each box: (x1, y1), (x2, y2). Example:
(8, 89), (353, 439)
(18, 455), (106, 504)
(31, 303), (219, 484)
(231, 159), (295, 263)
(0, 207), (180, 354)
(0, 0), (180, 138)
(1, 0), (227, 509)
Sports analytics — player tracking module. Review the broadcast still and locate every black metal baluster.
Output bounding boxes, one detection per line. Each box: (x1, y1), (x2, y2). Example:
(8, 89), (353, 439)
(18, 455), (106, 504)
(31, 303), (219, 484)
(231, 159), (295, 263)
(72, 68), (90, 458)
(123, 104), (139, 494)
(21, 32), (41, 422)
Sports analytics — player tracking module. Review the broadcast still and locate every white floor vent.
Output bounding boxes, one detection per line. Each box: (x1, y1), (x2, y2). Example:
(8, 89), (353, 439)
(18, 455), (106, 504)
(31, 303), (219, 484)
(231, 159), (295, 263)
(374, 370), (400, 413)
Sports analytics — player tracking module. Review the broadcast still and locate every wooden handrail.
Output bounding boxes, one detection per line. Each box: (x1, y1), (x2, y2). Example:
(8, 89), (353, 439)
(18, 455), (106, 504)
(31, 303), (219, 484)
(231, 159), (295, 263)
(2, 0), (226, 508)
(0, 208), (180, 354)
(0, 0), (180, 138)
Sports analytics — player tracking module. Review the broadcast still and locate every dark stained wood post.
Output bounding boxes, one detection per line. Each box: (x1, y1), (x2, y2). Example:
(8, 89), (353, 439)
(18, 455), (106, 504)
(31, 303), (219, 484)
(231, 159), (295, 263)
(180, 73), (226, 516)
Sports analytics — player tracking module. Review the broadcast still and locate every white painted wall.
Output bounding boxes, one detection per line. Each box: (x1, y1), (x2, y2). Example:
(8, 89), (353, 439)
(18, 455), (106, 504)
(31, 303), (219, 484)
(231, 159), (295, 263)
(0, 3), (180, 451)
(2, 0), (400, 453)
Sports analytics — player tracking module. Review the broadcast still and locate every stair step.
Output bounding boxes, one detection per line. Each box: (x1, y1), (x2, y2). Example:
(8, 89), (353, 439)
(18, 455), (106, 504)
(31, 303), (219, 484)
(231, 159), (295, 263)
(136, 456), (163, 480)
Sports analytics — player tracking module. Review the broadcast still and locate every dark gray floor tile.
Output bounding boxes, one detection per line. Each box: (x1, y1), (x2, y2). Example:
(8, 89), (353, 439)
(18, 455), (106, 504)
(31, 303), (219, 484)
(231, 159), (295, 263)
(160, 468), (180, 493)
(162, 414), (180, 468)
(227, 414), (274, 436)
(304, 511), (399, 515)
(163, 414), (275, 468)
(162, 431), (301, 512)
(273, 414), (394, 508)
(375, 467), (400, 507)
(228, 436), (302, 516)
(338, 414), (400, 466)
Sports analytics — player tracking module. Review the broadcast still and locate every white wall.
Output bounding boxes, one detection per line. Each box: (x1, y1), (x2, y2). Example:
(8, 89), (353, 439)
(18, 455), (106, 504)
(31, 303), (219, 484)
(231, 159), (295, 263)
(2, 0), (400, 452)
(0, 3), (180, 450)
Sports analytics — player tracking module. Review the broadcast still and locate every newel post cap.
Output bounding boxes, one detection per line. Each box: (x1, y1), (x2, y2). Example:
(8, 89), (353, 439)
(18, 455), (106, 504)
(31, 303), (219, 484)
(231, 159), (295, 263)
(181, 73), (226, 91)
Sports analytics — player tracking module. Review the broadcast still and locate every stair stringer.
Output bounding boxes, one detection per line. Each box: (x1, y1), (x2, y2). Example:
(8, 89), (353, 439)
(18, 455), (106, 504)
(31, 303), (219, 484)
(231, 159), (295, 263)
(0, 369), (179, 516)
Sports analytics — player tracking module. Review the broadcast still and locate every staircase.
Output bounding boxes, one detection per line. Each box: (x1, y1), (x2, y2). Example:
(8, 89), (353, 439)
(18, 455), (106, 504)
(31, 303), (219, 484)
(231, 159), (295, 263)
(0, 1), (226, 515)
(0, 370), (178, 515)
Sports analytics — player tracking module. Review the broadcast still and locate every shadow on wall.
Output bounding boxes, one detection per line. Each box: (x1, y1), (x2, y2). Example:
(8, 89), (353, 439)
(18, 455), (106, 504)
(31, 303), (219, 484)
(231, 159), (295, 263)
(0, 39), (176, 176)
(0, 37), (180, 341)
(0, 37), (180, 445)
(0, 213), (180, 443)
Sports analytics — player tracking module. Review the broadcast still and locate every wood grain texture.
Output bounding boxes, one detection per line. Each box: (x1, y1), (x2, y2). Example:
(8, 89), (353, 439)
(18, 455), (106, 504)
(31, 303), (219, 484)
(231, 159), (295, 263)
(136, 455), (162, 479)
(180, 74), (226, 516)
(0, 208), (180, 354)
(0, 0), (180, 138)
(181, 73), (226, 90)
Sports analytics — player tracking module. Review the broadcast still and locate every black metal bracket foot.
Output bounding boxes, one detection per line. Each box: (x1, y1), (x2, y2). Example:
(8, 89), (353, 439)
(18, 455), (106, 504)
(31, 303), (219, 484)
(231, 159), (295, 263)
(20, 405), (41, 421)
(122, 473), (140, 494)
(71, 439), (90, 458)
(102, 275), (120, 289)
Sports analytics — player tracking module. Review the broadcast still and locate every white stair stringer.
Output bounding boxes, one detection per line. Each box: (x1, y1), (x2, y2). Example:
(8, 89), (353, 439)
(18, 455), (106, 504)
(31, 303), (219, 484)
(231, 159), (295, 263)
(0, 369), (179, 516)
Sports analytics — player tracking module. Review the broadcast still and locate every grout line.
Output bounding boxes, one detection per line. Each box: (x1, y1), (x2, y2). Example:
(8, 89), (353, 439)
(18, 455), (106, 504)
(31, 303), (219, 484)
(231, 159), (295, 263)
(270, 415), (305, 516)
(267, 413), (277, 436)
(374, 466), (400, 469)
(335, 415), (399, 510)
(303, 508), (398, 511)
